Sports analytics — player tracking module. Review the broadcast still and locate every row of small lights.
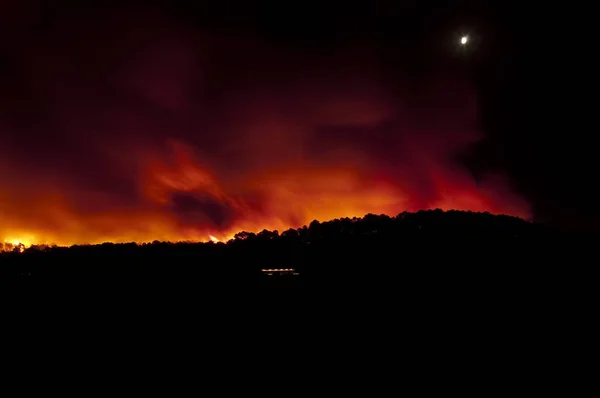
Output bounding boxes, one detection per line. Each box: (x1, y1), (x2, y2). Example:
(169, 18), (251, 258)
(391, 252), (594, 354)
(261, 268), (295, 272)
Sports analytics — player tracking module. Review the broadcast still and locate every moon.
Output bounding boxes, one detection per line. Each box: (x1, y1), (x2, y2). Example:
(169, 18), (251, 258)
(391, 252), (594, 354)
(460, 36), (468, 45)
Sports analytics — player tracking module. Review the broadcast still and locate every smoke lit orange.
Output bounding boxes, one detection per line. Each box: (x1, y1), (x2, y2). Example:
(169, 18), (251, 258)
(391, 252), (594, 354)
(0, 138), (529, 250)
(0, 7), (530, 250)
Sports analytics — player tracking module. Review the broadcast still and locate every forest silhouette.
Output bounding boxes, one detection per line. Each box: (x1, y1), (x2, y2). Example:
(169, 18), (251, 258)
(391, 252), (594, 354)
(0, 210), (592, 287)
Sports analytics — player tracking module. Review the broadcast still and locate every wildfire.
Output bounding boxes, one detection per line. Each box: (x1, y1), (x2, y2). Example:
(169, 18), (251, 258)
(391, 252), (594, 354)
(0, 12), (531, 251)
(0, 142), (530, 252)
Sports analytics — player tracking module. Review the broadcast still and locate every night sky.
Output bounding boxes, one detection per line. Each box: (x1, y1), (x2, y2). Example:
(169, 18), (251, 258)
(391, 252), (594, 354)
(0, 1), (594, 246)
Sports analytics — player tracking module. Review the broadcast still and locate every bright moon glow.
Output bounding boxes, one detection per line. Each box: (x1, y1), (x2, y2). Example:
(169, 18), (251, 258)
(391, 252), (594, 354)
(460, 36), (468, 45)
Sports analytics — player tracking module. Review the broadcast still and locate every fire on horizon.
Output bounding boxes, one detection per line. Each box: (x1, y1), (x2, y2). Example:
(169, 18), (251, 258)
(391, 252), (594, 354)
(0, 6), (530, 249)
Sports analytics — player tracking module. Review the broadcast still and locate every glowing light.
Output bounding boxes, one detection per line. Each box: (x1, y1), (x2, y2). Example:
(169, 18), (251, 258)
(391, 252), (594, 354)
(0, 21), (531, 252)
(262, 269), (294, 272)
(4, 236), (35, 247)
(0, 121), (530, 250)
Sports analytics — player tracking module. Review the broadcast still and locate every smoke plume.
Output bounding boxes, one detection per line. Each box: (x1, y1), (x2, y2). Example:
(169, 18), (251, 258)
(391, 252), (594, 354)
(0, 3), (529, 246)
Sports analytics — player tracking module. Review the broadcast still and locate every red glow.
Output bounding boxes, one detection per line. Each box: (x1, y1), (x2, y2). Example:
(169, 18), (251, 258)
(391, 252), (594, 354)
(0, 9), (530, 249)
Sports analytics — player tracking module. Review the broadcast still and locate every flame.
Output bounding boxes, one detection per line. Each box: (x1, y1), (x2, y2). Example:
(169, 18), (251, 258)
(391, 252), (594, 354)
(0, 10), (531, 251)
(0, 141), (530, 251)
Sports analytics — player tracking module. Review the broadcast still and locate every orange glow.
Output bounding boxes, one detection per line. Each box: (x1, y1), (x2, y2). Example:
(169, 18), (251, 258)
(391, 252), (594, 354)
(0, 14), (531, 251)
(0, 140), (530, 251)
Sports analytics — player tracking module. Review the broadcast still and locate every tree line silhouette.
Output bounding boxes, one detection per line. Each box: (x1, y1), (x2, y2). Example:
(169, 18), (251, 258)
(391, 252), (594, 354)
(0, 210), (594, 287)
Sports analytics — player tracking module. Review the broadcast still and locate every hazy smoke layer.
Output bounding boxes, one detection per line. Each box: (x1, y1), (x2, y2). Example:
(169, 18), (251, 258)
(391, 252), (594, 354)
(0, 4), (529, 246)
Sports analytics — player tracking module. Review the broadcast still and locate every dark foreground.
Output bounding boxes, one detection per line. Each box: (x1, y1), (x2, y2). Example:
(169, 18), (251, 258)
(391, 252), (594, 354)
(1, 211), (595, 289)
